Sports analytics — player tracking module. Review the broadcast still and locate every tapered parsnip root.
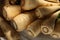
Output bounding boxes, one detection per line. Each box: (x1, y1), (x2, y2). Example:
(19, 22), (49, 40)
(11, 12), (37, 32)
(0, 17), (21, 40)
(3, 5), (21, 21)
(21, 0), (39, 10)
(41, 11), (60, 34)
(36, 0), (60, 7)
(25, 19), (44, 37)
(35, 6), (60, 18)
(50, 19), (60, 38)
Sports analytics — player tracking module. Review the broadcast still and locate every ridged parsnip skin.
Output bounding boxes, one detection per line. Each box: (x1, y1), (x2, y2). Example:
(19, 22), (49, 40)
(36, 0), (60, 7)
(3, 5), (21, 21)
(25, 19), (44, 37)
(45, 0), (59, 3)
(0, 17), (21, 40)
(21, 0), (38, 10)
(41, 11), (60, 35)
(50, 19), (60, 38)
(35, 6), (60, 18)
(11, 12), (37, 32)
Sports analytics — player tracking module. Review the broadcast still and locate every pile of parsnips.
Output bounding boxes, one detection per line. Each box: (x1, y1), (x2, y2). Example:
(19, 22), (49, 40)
(0, 0), (60, 40)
